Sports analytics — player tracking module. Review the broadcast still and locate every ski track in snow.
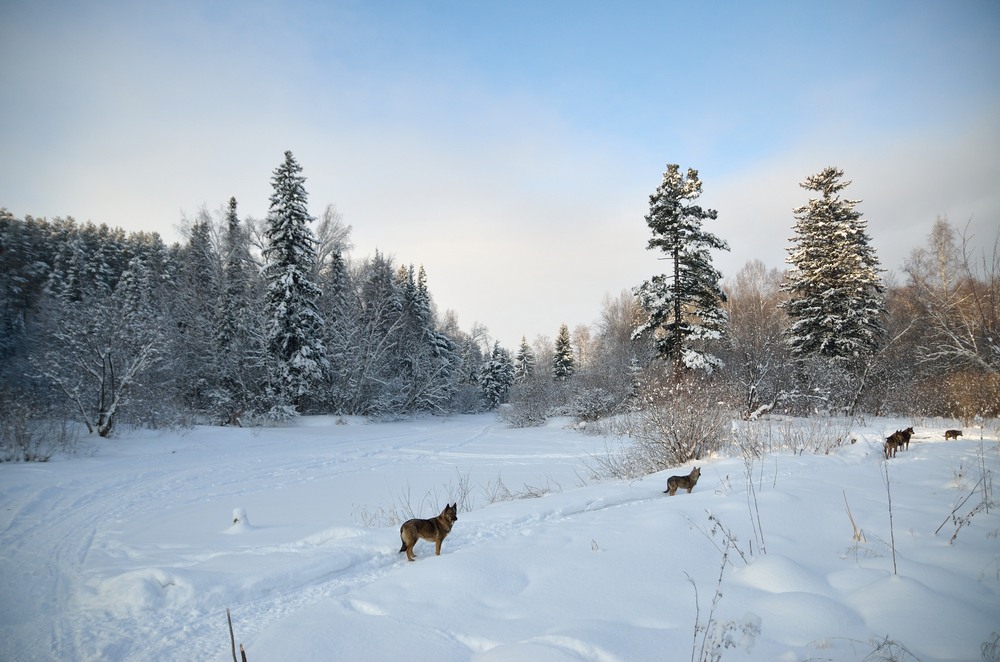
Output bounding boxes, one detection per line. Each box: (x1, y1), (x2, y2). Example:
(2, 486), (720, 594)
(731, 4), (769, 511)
(1, 416), (607, 661)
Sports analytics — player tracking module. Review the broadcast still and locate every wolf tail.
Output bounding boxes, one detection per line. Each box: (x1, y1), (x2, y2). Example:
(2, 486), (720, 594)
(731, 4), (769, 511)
(399, 541), (407, 553)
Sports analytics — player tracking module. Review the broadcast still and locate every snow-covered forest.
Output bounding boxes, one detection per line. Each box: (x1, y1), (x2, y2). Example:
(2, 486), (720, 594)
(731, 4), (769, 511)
(1, 155), (1000, 662)
(1, 157), (998, 459)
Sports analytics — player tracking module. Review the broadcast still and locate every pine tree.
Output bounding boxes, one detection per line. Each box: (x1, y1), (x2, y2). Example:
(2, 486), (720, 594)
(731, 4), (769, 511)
(262, 151), (328, 411)
(633, 164), (730, 374)
(552, 324), (575, 381)
(782, 167), (885, 365)
(513, 336), (535, 383)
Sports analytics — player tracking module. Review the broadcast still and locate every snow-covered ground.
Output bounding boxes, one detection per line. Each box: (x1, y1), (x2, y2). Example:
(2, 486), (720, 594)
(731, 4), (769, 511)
(1, 414), (998, 661)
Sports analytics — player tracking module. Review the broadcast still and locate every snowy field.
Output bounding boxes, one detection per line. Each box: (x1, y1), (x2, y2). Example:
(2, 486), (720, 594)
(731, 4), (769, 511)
(1, 414), (998, 662)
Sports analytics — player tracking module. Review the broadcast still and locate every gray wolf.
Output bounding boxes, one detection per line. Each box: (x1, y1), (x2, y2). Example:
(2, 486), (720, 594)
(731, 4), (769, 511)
(897, 427), (914, 451)
(399, 503), (458, 562)
(884, 427), (914, 458)
(944, 429), (962, 440)
(884, 433), (899, 459)
(665, 467), (701, 495)
(885, 432), (902, 459)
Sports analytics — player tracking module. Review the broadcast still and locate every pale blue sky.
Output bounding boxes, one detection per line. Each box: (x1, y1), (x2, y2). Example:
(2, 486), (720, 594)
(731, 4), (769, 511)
(2, 1), (998, 348)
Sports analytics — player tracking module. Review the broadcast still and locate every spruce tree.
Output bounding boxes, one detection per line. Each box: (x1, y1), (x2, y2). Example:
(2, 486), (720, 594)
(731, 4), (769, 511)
(513, 336), (535, 383)
(314, 205), (354, 412)
(345, 251), (403, 415)
(633, 164), (730, 374)
(394, 264), (457, 413)
(172, 212), (221, 414)
(480, 341), (515, 408)
(552, 324), (575, 381)
(216, 198), (249, 353)
(262, 151), (328, 411)
(214, 197), (265, 420)
(782, 167), (885, 365)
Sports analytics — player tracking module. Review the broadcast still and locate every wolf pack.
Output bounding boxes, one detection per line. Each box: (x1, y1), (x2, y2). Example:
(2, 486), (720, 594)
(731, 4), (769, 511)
(883, 426), (963, 459)
(399, 426), (964, 561)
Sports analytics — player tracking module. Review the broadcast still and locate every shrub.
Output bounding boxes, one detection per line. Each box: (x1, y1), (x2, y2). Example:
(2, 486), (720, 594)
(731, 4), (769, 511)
(594, 371), (732, 479)
(0, 404), (79, 462)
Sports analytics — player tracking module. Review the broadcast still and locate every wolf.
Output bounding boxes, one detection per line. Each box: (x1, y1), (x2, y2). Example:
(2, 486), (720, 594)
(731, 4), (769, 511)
(897, 427), (914, 451)
(399, 503), (458, 562)
(944, 429), (963, 441)
(884, 432), (903, 459)
(665, 467), (701, 496)
(884, 436), (898, 459)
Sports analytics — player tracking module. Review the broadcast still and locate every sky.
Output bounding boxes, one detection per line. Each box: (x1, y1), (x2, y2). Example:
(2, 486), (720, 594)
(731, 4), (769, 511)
(2, 0), (998, 349)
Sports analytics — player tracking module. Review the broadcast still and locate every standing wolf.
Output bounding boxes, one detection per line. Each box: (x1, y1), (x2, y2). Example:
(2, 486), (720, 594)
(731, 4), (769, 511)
(896, 427), (914, 451)
(399, 503), (458, 562)
(664, 467), (701, 495)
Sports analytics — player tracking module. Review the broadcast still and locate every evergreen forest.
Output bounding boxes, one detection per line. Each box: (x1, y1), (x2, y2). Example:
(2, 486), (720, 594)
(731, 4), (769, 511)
(1, 156), (997, 452)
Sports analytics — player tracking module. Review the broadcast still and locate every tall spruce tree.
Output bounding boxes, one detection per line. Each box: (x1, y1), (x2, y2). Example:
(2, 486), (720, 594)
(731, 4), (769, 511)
(782, 167), (885, 365)
(552, 324), (575, 381)
(214, 197), (265, 421)
(262, 151), (328, 411)
(633, 164), (730, 374)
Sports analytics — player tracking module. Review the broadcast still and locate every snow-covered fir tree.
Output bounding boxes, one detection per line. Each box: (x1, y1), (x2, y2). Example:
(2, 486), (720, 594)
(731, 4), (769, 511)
(394, 264), (458, 413)
(480, 341), (515, 408)
(313, 205), (355, 413)
(782, 167), (885, 367)
(513, 336), (535, 383)
(261, 151), (328, 411)
(216, 198), (253, 355)
(214, 197), (266, 421)
(45, 219), (88, 303)
(552, 324), (575, 381)
(633, 164), (730, 374)
(172, 212), (221, 414)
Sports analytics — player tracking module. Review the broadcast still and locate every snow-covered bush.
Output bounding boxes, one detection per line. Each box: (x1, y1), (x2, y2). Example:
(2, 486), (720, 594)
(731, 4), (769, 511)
(568, 385), (620, 422)
(0, 401), (79, 462)
(595, 372), (732, 479)
(499, 379), (555, 428)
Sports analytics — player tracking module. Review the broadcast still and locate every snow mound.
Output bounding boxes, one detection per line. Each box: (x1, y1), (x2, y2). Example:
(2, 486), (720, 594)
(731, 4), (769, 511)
(733, 553), (833, 596)
(225, 507), (252, 533)
(751, 591), (865, 647)
(81, 568), (196, 618)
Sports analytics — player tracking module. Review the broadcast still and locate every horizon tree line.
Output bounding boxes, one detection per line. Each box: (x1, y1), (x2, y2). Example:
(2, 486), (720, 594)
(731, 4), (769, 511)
(1, 155), (997, 443)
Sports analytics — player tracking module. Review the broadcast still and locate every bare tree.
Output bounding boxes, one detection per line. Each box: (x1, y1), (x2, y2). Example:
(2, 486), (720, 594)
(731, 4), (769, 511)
(905, 218), (1000, 418)
(36, 258), (164, 436)
(721, 260), (791, 418)
(906, 217), (1000, 370)
(572, 324), (595, 373)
